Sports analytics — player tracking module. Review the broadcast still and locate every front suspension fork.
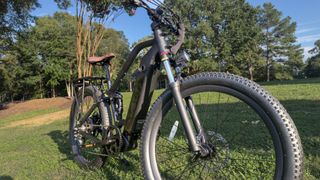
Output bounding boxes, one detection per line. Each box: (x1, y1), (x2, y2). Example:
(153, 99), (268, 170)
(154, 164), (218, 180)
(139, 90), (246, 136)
(154, 26), (204, 152)
(163, 59), (203, 152)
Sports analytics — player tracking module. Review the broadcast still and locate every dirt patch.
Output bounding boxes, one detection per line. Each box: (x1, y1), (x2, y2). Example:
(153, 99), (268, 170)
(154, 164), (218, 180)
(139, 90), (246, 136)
(0, 109), (70, 129)
(0, 97), (71, 119)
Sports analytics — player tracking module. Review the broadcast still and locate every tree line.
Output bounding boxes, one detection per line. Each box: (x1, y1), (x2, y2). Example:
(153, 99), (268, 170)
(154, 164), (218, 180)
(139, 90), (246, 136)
(165, 0), (306, 81)
(0, 12), (129, 101)
(0, 0), (320, 103)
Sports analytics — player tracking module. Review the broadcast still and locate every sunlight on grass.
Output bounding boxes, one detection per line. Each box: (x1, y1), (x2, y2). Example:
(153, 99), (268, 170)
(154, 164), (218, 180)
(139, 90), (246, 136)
(0, 108), (60, 127)
(0, 78), (319, 179)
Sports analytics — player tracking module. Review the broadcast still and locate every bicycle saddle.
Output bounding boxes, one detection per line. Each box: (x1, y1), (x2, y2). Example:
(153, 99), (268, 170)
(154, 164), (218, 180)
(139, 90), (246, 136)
(88, 53), (115, 65)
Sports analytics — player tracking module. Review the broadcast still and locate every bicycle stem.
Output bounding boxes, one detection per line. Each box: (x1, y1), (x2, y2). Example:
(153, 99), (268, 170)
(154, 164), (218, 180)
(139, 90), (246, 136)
(154, 27), (201, 152)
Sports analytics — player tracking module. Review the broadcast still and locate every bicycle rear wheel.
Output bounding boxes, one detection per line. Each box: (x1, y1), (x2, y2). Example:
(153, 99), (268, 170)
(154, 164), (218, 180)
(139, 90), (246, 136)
(69, 86), (110, 169)
(141, 72), (303, 179)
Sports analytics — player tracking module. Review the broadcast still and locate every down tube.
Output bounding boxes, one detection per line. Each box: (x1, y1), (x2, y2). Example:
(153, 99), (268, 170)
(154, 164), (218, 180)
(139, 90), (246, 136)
(124, 44), (160, 135)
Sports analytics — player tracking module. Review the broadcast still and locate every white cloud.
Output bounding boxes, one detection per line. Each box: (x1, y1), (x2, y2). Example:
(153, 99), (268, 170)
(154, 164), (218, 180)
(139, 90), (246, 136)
(147, 0), (164, 8)
(296, 28), (320, 34)
(35, 12), (49, 17)
(298, 34), (320, 43)
(298, 20), (320, 27)
(303, 46), (314, 61)
(67, 10), (75, 15)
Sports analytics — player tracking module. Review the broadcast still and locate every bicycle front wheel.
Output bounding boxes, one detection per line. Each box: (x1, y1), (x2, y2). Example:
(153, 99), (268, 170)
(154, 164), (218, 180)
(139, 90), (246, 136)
(140, 72), (303, 179)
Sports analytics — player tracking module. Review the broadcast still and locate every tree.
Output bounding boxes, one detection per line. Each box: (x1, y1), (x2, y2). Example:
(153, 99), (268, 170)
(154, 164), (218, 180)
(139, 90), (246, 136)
(36, 13), (76, 97)
(96, 29), (129, 80)
(309, 39), (320, 55)
(0, 0), (61, 101)
(165, 0), (263, 80)
(0, 0), (40, 54)
(0, 11), (130, 100)
(13, 31), (44, 100)
(28, 13), (76, 97)
(2, 12), (77, 99)
(258, 3), (303, 81)
(286, 45), (304, 77)
(54, 0), (123, 78)
(0, 54), (19, 102)
(221, 1), (263, 80)
(305, 40), (320, 77)
(73, 0), (122, 78)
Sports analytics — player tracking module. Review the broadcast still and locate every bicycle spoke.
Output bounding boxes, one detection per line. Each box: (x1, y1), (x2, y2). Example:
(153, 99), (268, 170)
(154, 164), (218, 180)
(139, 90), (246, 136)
(156, 147), (189, 155)
(198, 160), (207, 179)
(159, 136), (189, 151)
(152, 86), (288, 178)
(157, 151), (191, 164)
(230, 156), (274, 163)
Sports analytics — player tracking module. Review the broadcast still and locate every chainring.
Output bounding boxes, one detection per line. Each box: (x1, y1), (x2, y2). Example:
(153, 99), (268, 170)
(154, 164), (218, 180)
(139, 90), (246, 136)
(104, 125), (123, 155)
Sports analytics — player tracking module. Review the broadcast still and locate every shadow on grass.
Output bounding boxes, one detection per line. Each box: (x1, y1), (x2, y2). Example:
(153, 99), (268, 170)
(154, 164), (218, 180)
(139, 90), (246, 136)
(162, 99), (320, 156)
(102, 151), (141, 179)
(161, 99), (320, 178)
(47, 130), (74, 161)
(0, 176), (13, 180)
(47, 130), (141, 179)
(46, 99), (319, 178)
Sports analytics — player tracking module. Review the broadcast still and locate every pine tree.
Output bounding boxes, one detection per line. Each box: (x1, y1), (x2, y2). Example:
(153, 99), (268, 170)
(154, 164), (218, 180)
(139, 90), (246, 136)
(305, 40), (320, 77)
(258, 3), (303, 81)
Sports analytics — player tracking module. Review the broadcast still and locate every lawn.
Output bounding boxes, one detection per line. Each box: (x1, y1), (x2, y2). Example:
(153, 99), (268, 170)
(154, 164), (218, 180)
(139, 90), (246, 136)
(0, 78), (319, 179)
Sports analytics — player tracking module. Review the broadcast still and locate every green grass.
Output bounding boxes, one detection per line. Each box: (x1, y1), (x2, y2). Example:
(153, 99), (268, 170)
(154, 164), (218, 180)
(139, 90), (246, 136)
(259, 77), (320, 86)
(0, 78), (319, 179)
(0, 120), (142, 179)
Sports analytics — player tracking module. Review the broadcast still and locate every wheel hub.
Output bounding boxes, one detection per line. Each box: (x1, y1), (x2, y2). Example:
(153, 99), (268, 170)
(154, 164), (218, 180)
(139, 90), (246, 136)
(193, 131), (230, 171)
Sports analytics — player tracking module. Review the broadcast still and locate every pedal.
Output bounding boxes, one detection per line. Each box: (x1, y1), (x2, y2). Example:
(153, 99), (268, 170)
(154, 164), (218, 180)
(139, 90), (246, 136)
(83, 144), (94, 148)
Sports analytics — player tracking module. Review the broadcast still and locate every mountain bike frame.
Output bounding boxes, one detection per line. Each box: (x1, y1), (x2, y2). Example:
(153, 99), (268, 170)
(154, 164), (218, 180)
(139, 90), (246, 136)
(75, 4), (205, 153)
(108, 23), (203, 152)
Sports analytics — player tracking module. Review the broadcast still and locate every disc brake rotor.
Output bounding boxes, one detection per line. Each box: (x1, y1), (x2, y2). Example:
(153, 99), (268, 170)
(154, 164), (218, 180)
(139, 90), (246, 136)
(204, 130), (230, 172)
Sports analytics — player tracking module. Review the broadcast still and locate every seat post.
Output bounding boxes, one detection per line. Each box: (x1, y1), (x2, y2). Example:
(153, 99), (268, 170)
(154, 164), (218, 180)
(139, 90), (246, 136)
(103, 63), (112, 90)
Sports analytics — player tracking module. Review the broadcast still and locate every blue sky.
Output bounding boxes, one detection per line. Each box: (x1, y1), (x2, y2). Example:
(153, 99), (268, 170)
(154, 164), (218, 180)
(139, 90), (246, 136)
(32, 0), (320, 59)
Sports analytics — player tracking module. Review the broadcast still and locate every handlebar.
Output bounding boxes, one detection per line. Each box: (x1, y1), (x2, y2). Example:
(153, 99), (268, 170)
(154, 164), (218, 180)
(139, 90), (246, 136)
(123, 0), (185, 54)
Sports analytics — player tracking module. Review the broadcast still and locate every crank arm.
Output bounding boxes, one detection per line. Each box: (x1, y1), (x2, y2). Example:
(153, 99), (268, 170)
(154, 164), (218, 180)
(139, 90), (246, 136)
(78, 131), (101, 146)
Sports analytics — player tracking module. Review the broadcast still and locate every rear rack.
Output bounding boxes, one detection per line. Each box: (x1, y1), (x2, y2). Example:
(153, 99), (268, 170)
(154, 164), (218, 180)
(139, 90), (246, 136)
(73, 76), (106, 88)
(72, 76), (107, 106)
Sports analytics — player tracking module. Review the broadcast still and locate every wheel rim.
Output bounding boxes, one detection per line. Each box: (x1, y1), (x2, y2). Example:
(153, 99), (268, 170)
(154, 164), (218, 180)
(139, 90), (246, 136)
(72, 94), (104, 164)
(149, 85), (283, 179)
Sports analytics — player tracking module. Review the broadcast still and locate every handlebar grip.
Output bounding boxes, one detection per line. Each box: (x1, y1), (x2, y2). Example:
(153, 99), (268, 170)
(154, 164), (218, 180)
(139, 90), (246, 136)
(170, 23), (185, 55)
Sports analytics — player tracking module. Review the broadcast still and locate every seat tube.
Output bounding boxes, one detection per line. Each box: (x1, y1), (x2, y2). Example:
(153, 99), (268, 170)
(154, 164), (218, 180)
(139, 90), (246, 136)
(103, 64), (112, 89)
(154, 28), (200, 152)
